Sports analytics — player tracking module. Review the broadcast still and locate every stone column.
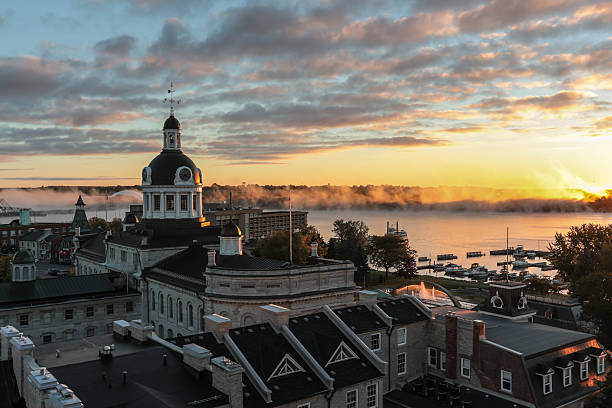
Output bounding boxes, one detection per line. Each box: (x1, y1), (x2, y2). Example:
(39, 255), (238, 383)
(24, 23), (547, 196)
(26, 367), (59, 408)
(161, 193), (165, 218)
(47, 384), (83, 408)
(10, 335), (35, 394)
(1, 325), (20, 361)
(212, 356), (244, 408)
(175, 192), (179, 218)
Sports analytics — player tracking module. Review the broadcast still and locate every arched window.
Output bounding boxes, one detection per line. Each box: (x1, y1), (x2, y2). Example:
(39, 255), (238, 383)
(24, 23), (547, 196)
(167, 328), (173, 338)
(178, 300), (183, 323)
(14, 266), (20, 280)
(158, 324), (164, 338)
(188, 304), (193, 327)
(159, 293), (164, 314)
(23, 266), (29, 278)
(151, 291), (156, 311)
(168, 296), (173, 318)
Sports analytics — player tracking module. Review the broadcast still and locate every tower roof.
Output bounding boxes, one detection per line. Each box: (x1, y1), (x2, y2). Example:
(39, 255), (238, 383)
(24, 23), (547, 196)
(75, 195), (85, 206)
(146, 150), (200, 185)
(12, 249), (34, 264)
(220, 222), (242, 237)
(163, 114), (181, 130)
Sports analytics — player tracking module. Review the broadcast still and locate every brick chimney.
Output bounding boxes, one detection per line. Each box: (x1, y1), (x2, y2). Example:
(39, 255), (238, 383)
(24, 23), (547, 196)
(472, 320), (486, 366)
(358, 290), (378, 310)
(183, 343), (212, 373)
(259, 304), (290, 331)
(204, 314), (231, 342)
(212, 356), (244, 408)
(207, 250), (216, 267)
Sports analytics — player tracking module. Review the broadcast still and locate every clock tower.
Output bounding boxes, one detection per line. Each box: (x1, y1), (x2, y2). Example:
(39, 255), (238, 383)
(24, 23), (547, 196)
(140, 85), (205, 221)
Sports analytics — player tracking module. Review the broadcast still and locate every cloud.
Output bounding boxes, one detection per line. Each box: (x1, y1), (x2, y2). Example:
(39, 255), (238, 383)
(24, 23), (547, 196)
(94, 35), (136, 57)
(0, 56), (65, 96)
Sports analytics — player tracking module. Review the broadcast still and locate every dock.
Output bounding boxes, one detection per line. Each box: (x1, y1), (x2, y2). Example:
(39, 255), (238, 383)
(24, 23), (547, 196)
(437, 254), (457, 261)
(466, 251), (484, 258)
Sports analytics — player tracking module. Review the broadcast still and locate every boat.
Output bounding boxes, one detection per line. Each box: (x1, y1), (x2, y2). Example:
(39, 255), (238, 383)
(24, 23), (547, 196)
(386, 221), (407, 239)
(512, 259), (530, 269)
(527, 252), (536, 259)
(418, 256), (430, 262)
(437, 254), (457, 261)
(466, 251), (484, 258)
(466, 263), (489, 279)
(513, 245), (527, 258)
(444, 263), (468, 276)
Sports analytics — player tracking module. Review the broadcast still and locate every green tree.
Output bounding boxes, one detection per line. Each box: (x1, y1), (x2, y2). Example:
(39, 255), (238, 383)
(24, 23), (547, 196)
(396, 244), (418, 281)
(327, 219), (369, 283)
(110, 218), (123, 233)
(548, 224), (612, 295)
(525, 277), (553, 294)
(367, 234), (407, 281)
(253, 224), (325, 265)
(89, 217), (109, 231)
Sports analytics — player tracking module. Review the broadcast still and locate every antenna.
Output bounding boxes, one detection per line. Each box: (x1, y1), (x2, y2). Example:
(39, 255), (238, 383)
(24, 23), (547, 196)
(506, 227), (509, 283)
(163, 81), (182, 116)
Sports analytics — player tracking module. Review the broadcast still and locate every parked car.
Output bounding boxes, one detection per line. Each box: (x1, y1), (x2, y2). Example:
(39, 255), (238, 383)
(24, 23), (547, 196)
(48, 269), (59, 276)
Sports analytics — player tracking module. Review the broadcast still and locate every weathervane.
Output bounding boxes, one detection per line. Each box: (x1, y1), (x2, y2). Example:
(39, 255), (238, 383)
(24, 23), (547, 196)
(163, 81), (182, 116)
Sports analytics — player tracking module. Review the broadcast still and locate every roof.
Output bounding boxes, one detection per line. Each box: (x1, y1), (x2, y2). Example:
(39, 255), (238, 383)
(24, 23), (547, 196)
(529, 299), (581, 330)
(0, 274), (133, 308)
(220, 222), (241, 237)
(163, 114), (181, 130)
(19, 230), (45, 242)
(333, 305), (386, 334)
(144, 243), (208, 291)
(75, 232), (106, 262)
(107, 219), (220, 249)
(288, 312), (383, 388)
(147, 150), (200, 185)
(214, 254), (290, 271)
(12, 249), (34, 264)
(377, 298), (430, 326)
(229, 322), (328, 405)
(75, 195), (85, 206)
(50, 346), (228, 408)
(70, 208), (91, 233)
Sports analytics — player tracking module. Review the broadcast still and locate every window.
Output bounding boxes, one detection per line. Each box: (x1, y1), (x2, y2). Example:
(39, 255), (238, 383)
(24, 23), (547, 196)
(188, 304), (194, 327)
(167, 328), (173, 338)
(501, 370), (512, 392)
(86, 306), (94, 317)
(397, 352), (406, 375)
(154, 195), (161, 211)
(126, 302), (133, 313)
(370, 333), (381, 351)
(543, 374), (553, 395)
(268, 354), (306, 380)
(151, 291), (156, 311)
(160, 294), (164, 314)
(580, 361), (589, 380)
(180, 195), (188, 211)
(346, 390), (357, 408)
(65, 309), (73, 320)
(397, 327), (406, 346)
(86, 327), (95, 337)
(366, 383), (377, 408)
(166, 195), (174, 211)
(440, 352), (446, 371)
(41, 311), (52, 324)
(42, 334), (52, 344)
(110, 247), (115, 259)
(326, 341), (358, 366)
(19, 315), (28, 327)
(193, 194), (197, 210)
(597, 356), (606, 374)
(178, 300), (183, 322)
(428, 347), (437, 367)
(121, 250), (127, 262)
(106, 304), (114, 315)
(562, 367), (572, 387)
(461, 358), (471, 378)
(168, 297), (173, 318)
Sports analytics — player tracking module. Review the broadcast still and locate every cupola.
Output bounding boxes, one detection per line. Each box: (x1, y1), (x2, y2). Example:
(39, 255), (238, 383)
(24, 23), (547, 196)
(12, 249), (36, 282)
(219, 223), (243, 255)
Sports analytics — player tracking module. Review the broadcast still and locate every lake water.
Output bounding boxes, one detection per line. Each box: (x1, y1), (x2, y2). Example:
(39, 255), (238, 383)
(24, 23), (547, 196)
(7, 208), (612, 278)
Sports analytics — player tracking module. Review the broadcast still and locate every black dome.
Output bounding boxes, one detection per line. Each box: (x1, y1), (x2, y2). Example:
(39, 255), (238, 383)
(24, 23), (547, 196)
(147, 150), (201, 185)
(163, 114), (181, 130)
(220, 222), (242, 237)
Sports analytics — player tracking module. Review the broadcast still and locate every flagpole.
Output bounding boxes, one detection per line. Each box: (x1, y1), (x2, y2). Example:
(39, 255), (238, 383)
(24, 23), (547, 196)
(289, 187), (293, 264)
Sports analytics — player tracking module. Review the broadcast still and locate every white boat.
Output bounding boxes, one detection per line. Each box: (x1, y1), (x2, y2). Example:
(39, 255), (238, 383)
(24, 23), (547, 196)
(466, 263), (489, 279)
(445, 264), (468, 276)
(386, 221), (407, 239)
(512, 259), (530, 268)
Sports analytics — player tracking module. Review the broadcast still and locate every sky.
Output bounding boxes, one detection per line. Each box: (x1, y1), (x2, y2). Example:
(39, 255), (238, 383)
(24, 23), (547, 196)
(0, 0), (610, 196)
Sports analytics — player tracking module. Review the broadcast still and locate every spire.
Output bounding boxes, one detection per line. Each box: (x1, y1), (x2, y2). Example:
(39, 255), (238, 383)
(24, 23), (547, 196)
(75, 195), (85, 207)
(163, 81), (181, 117)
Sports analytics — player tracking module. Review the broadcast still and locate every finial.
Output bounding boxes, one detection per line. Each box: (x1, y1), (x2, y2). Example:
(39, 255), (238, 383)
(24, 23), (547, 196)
(163, 81), (182, 116)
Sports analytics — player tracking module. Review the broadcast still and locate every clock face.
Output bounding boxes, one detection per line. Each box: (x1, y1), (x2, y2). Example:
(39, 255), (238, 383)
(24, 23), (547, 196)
(179, 168), (191, 181)
(142, 168), (147, 182)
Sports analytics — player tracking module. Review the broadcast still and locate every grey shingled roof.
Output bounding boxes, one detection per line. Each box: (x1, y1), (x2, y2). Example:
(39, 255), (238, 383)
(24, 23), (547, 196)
(19, 230), (45, 241)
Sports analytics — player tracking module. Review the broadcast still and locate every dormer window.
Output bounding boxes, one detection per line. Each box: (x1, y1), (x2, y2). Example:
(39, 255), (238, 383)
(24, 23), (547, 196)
(597, 356), (606, 374)
(562, 367), (572, 387)
(543, 373), (553, 394)
(544, 309), (553, 319)
(580, 361), (589, 381)
(517, 296), (528, 310)
(491, 292), (504, 309)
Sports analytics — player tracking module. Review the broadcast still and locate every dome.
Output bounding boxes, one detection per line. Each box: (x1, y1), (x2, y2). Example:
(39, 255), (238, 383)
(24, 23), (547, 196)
(163, 114), (181, 130)
(13, 249), (34, 264)
(123, 213), (139, 224)
(147, 150), (201, 185)
(220, 222), (242, 237)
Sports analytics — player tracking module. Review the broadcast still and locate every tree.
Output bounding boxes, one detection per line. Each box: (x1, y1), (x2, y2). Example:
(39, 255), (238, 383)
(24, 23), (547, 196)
(588, 372), (612, 407)
(548, 224), (612, 295)
(525, 277), (553, 294)
(367, 234), (417, 281)
(253, 224), (325, 265)
(89, 217), (109, 231)
(0, 255), (11, 282)
(327, 219), (369, 283)
(110, 218), (123, 233)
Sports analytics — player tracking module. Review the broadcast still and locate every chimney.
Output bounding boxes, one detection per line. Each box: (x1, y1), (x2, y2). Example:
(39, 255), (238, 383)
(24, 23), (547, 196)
(1, 325), (21, 361)
(183, 343), (212, 373)
(127, 320), (153, 344)
(473, 320), (486, 367)
(10, 334), (35, 395)
(47, 384), (83, 408)
(208, 250), (216, 267)
(445, 312), (458, 380)
(259, 304), (290, 331)
(386, 221), (389, 233)
(310, 241), (318, 257)
(203, 314), (231, 341)
(358, 290), (378, 309)
(212, 356), (244, 408)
